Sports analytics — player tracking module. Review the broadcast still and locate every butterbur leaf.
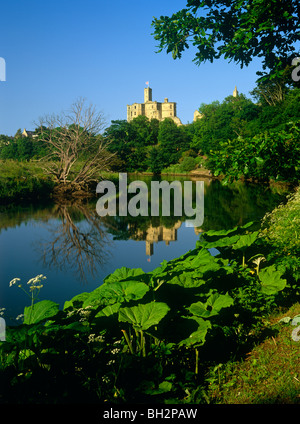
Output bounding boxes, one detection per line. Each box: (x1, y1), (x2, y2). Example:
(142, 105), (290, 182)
(100, 280), (149, 302)
(83, 280), (149, 308)
(24, 300), (59, 325)
(104, 267), (145, 284)
(64, 292), (90, 310)
(232, 232), (259, 250)
(118, 301), (170, 331)
(167, 271), (206, 288)
(197, 234), (240, 248)
(179, 317), (211, 347)
(259, 265), (287, 295)
(189, 293), (234, 318)
(95, 302), (121, 318)
(204, 227), (238, 237)
(141, 380), (173, 395)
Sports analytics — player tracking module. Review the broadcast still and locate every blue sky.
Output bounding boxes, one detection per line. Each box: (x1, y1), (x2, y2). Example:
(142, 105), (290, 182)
(0, 0), (263, 136)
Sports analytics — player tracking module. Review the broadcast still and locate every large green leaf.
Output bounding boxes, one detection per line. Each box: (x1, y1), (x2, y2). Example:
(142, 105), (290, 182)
(197, 223), (256, 249)
(24, 300), (59, 325)
(259, 265), (287, 295)
(63, 292), (90, 310)
(83, 280), (149, 308)
(204, 226), (238, 237)
(118, 301), (170, 331)
(104, 267), (145, 284)
(232, 232), (259, 250)
(167, 271), (206, 288)
(95, 302), (122, 318)
(197, 234), (240, 249)
(189, 293), (234, 318)
(179, 317), (211, 347)
(189, 248), (221, 272)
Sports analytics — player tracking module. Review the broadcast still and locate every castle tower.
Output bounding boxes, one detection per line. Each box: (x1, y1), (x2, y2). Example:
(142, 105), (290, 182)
(144, 87), (152, 103)
(127, 86), (182, 124)
(233, 86), (239, 97)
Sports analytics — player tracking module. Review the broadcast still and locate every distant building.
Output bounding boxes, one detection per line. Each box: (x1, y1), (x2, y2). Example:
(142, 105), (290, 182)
(193, 86), (239, 121)
(22, 128), (37, 138)
(233, 86), (239, 97)
(127, 86), (182, 125)
(193, 110), (204, 121)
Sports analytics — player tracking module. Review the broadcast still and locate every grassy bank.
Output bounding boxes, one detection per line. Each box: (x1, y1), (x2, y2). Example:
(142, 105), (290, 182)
(0, 160), (55, 203)
(0, 160), (118, 203)
(208, 187), (300, 403)
(207, 302), (300, 404)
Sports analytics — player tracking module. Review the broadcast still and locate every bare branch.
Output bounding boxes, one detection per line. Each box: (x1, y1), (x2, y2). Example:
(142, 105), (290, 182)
(35, 98), (115, 191)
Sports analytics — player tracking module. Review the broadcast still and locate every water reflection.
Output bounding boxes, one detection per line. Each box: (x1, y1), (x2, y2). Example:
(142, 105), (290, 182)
(38, 199), (113, 283)
(0, 178), (289, 285)
(0, 178), (291, 323)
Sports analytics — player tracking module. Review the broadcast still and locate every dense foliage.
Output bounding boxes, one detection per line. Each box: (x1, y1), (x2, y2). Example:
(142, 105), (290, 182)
(0, 131), (48, 161)
(207, 121), (300, 184)
(260, 187), (300, 279)
(151, 0), (300, 82)
(105, 116), (190, 173)
(1, 88), (299, 184)
(103, 87), (300, 182)
(1, 211), (298, 403)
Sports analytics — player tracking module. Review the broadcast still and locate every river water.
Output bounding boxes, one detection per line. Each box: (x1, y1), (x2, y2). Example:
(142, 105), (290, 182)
(0, 176), (288, 324)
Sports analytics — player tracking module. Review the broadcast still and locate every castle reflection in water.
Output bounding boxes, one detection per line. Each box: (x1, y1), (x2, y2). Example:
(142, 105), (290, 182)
(128, 221), (203, 257)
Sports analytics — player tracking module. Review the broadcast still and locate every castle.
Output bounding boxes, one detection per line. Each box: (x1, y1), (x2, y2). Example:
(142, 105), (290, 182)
(127, 86), (182, 125)
(127, 85), (239, 124)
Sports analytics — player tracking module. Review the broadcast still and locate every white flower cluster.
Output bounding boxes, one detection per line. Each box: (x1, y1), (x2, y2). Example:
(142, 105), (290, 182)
(67, 306), (92, 321)
(87, 333), (105, 343)
(9, 274), (46, 291)
(27, 274), (47, 291)
(9, 278), (21, 287)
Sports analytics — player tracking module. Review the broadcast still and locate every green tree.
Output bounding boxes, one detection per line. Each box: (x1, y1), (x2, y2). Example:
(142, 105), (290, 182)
(152, 0), (300, 81)
(157, 118), (188, 166)
(191, 95), (260, 153)
(129, 115), (159, 146)
(105, 117), (160, 171)
(105, 120), (133, 171)
(16, 137), (33, 161)
(147, 146), (166, 174)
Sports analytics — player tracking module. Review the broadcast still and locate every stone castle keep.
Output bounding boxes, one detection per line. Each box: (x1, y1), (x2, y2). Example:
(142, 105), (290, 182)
(127, 87), (182, 125)
(127, 85), (239, 125)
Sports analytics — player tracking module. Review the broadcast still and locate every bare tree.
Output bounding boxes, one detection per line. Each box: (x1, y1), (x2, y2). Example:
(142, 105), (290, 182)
(38, 199), (116, 283)
(37, 98), (115, 194)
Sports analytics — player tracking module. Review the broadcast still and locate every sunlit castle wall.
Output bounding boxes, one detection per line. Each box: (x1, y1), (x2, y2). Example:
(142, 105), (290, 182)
(127, 87), (182, 125)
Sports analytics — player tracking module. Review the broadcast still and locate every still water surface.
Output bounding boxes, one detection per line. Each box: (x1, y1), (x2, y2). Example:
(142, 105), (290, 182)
(0, 176), (288, 324)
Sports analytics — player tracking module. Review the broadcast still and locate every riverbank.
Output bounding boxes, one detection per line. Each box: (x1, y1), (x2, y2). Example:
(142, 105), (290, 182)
(0, 160), (295, 204)
(0, 187), (299, 404)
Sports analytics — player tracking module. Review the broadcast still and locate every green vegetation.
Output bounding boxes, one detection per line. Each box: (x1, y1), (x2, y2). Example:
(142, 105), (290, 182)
(0, 0), (298, 405)
(151, 0), (299, 82)
(260, 187), (300, 280)
(103, 87), (300, 182)
(1, 87), (299, 190)
(207, 302), (300, 404)
(0, 160), (55, 203)
(1, 188), (299, 403)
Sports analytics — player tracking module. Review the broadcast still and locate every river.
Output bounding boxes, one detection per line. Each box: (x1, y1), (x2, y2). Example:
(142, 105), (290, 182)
(0, 176), (288, 325)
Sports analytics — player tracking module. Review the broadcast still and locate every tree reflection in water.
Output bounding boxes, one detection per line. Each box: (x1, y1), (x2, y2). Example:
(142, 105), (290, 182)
(39, 199), (115, 283)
